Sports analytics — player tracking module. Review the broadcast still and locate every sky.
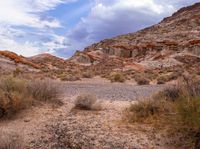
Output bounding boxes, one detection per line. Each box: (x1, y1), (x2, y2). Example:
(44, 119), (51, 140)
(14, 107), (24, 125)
(0, 0), (199, 58)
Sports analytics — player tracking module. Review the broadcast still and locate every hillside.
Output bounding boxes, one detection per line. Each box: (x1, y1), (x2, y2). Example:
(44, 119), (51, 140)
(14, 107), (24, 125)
(0, 51), (40, 76)
(69, 2), (200, 82)
(0, 3), (199, 83)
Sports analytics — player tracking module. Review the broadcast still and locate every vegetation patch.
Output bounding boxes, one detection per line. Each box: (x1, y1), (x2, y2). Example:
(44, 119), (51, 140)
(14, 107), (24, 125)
(109, 72), (125, 83)
(157, 72), (181, 84)
(59, 73), (80, 81)
(82, 71), (93, 78)
(0, 76), (32, 118)
(74, 94), (101, 110)
(135, 77), (150, 85)
(0, 76), (62, 118)
(28, 79), (62, 105)
(0, 129), (23, 149)
(124, 76), (200, 148)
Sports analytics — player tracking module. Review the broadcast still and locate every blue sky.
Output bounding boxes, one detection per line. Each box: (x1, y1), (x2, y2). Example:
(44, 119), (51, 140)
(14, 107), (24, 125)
(0, 0), (199, 58)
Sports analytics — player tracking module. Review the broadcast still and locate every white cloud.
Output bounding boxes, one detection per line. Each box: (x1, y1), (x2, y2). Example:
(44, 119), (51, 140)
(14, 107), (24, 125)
(65, 0), (199, 55)
(0, 0), (74, 56)
(0, 0), (199, 57)
(65, 0), (175, 52)
(0, 35), (40, 56)
(0, 24), (68, 56)
(0, 0), (75, 28)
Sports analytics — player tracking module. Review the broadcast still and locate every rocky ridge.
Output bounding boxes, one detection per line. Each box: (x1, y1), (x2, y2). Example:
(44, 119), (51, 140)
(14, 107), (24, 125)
(0, 3), (199, 82)
(70, 2), (200, 77)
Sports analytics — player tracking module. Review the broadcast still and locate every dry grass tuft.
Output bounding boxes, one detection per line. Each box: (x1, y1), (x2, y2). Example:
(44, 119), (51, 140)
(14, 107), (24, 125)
(157, 72), (180, 84)
(124, 76), (200, 148)
(0, 129), (23, 149)
(0, 77), (62, 118)
(135, 77), (150, 85)
(74, 94), (101, 110)
(28, 79), (62, 105)
(109, 72), (125, 83)
(0, 76), (32, 118)
(59, 73), (80, 81)
(82, 71), (93, 78)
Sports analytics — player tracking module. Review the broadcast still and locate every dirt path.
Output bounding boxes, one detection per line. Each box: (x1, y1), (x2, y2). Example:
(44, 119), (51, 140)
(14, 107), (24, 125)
(0, 82), (170, 149)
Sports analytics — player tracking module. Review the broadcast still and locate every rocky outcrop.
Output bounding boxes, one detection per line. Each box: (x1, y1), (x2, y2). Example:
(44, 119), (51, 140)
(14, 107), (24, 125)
(0, 51), (40, 69)
(69, 2), (200, 73)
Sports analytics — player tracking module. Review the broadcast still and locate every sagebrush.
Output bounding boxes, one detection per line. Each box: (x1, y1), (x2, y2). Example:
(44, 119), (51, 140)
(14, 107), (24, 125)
(74, 93), (101, 110)
(125, 76), (200, 148)
(0, 77), (62, 118)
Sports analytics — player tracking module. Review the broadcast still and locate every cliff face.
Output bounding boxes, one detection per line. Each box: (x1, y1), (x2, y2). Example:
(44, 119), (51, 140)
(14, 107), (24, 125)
(70, 3), (200, 73)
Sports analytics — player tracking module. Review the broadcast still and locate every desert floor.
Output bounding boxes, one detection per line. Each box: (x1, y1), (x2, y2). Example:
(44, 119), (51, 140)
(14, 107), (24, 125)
(0, 78), (177, 149)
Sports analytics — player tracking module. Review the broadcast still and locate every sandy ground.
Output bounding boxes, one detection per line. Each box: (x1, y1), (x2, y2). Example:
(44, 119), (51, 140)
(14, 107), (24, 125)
(0, 80), (174, 149)
(62, 77), (166, 101)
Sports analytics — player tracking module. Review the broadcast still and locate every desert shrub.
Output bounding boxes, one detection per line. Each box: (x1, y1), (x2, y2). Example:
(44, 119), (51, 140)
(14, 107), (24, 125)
(42, 68), (50, 73)
(175, 96), (200, 128)
(135, 77), (150, 85)
(0, 76), (32, 117)
(157, 72), (180, 84)
(0, 77), (63, 118)
(125, 100), (159, 123)
(13, 68), (22, 77)
(109, 72), (125, 83)
(59, 74), (80, 81)
(157, 75), (167, 84)
(82, 71), (93, 78)
(162, 86), (181, 101)
(125, 76), (200, 148)
(27, 79), (62, 105)
(157, 79), (165, 84)
(74, 94), (101, 110)
(0, 129), (23, 149)
(181, 75), (200, 97)
(133, 72), (157, 83)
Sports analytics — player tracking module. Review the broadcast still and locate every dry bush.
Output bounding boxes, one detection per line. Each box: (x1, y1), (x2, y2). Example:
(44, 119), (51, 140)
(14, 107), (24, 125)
(28, 79), (62, 105)
(0, 76), (32, 118)
(125, 76), (200, 148)
(82, 71), (93, 78)
(181, 75), (200, 97)
(162, 86), (181, 101)
(135, 77), (150, 85)
(133, 72), (157, 83)
(59, 74), (80, 81)
(13, 68), (22, 77)
(109, 72), (125, 83)
(157, 72), (181, 84)
(74, 94), (101, 110)
(0, 77), (63, 118)
(0, 129), (23, 149)
(125, 100), (159, 123)
(124, 98), (172, 123)
(157, 78), (165, 84)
